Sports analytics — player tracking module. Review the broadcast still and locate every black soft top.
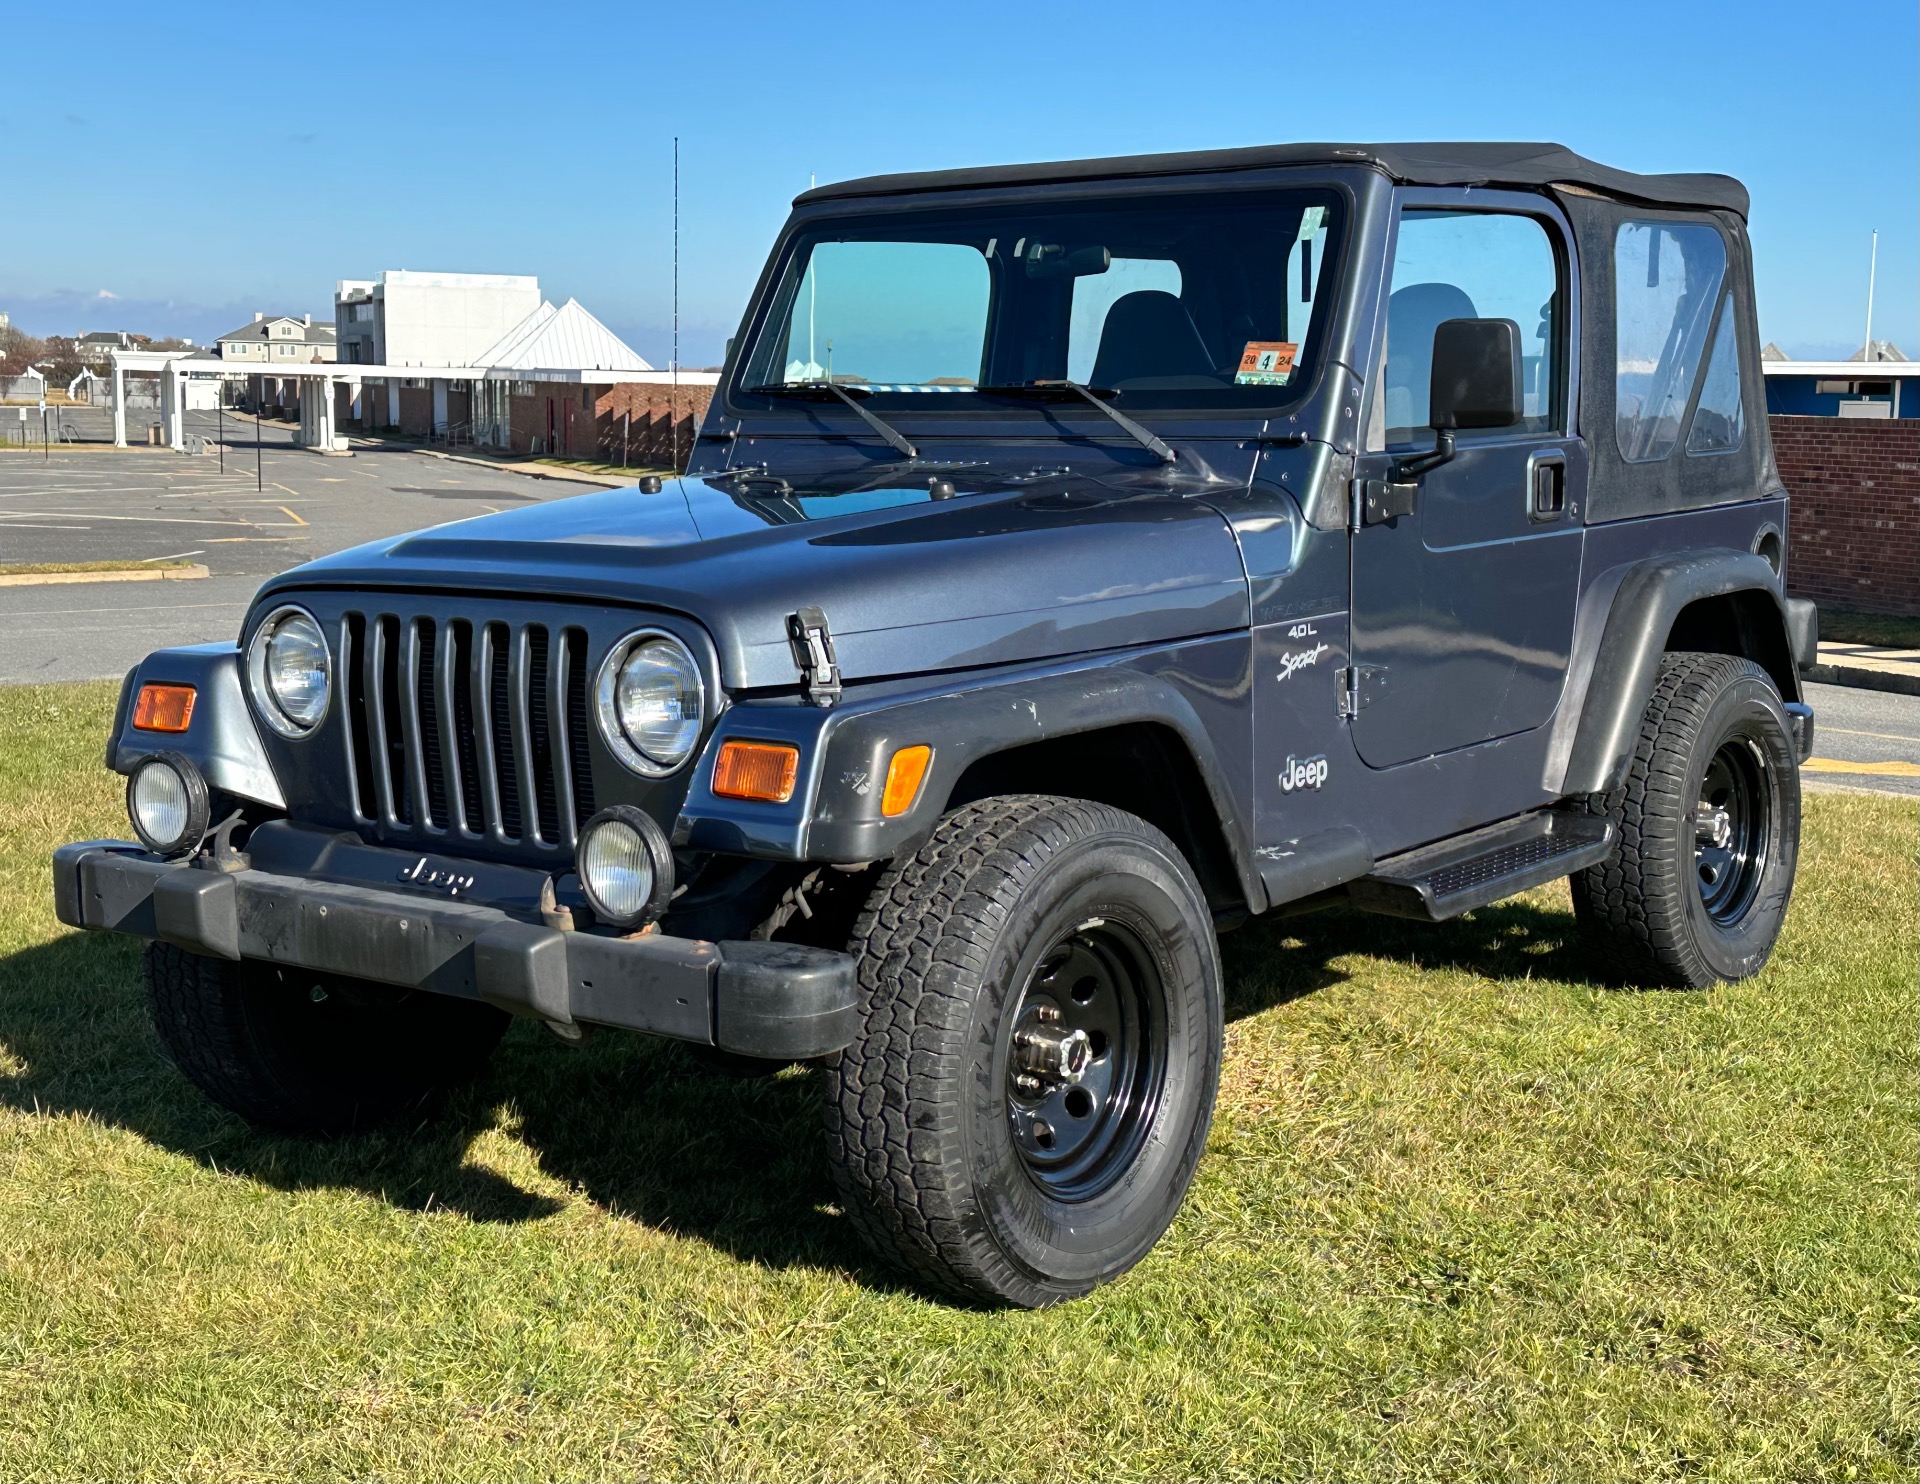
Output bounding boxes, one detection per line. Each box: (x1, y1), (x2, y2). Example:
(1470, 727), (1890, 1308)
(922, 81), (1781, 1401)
(795, 141), (1748, 219)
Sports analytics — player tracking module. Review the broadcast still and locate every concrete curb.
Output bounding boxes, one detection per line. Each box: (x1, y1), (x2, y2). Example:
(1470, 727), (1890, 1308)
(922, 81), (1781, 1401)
(407, 447), (634, 488)
(0, 564), (211, 588)
(1800, 663), (1920, 698)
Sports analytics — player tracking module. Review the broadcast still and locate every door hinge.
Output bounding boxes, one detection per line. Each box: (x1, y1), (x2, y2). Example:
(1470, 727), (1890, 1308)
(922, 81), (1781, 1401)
(787, 605), (842, 708)
(1352, 477), (1417, 527)
(1337, 664), (1387, 717)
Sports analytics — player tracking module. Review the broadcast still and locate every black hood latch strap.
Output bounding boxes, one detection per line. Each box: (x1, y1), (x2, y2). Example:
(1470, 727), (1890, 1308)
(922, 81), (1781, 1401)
(787, 606), (842, 708)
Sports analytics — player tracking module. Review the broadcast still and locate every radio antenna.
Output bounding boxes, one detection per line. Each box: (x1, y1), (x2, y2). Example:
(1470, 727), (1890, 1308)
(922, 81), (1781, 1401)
(671, 135), (680, 472)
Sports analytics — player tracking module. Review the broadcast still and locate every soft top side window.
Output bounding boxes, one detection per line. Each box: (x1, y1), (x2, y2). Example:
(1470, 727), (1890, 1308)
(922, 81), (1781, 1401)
(1685, 295), (1745, 456)
(1614, 220), (1728, 462)
(1377, 209), (1561, 447)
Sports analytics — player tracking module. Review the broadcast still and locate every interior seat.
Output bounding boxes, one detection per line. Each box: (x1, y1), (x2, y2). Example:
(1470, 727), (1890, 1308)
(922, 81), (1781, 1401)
(1384, 281), (1477, 434)
(1089, 291), (1217, 389)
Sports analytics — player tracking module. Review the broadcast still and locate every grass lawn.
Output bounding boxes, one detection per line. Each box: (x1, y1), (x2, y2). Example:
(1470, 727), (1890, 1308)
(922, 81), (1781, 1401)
(0, 681), (1913, 1481)
(1821, 608), (1920, 651)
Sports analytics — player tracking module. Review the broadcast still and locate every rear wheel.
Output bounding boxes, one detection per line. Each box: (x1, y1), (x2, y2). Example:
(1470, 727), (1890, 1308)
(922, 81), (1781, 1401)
(145, 944), (509, 1135)
(1572, 652), (1801, 987)
(827, 795), (1223, 1307)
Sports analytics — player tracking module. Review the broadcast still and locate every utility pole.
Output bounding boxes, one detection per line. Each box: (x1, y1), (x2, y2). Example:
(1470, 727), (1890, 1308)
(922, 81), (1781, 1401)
(1862, 229), (1878, 361)
(672, 135), (680, 475)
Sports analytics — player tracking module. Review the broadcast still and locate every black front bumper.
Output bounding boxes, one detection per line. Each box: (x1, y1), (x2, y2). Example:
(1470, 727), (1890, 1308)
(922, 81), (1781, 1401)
(53, 841), (856, 1060)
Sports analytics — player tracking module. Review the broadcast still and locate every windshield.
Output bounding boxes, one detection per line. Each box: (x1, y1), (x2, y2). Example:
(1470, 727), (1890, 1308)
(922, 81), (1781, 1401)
(737, 189), (1342, 414)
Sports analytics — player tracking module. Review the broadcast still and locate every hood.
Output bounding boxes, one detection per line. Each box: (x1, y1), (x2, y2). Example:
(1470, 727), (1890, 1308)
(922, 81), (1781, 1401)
(260, 472), (1251, 689)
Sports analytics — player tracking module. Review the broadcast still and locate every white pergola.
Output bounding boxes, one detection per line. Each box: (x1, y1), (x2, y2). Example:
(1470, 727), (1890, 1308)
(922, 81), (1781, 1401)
(108, 350), (492, 453)
(109, 350), (719, 454)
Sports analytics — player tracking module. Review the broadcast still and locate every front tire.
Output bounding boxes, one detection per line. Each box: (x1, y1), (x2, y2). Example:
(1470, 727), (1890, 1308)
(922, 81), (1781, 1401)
(145, 944), (509, 1135)
(1572, 652), (1801, 987)
(827, 796), (1223, 1307)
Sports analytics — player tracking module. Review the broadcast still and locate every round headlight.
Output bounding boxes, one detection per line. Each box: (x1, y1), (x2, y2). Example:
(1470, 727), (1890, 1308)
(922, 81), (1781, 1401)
(595, 631), (705, 775)
(246, 604), (331, 737)
(575, 805), (675, 928)
(128, 751), (211, 858)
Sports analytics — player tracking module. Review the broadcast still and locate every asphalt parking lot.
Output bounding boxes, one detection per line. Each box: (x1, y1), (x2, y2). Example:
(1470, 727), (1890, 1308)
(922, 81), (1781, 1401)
(0, 413), (601, 683)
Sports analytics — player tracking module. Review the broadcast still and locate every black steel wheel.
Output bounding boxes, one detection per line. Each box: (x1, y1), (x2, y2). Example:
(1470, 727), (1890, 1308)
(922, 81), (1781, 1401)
(1573, 651), (1801, 987)
(1693, 735), (1772, 927)
(828, 795), (1223, 1308)
(1004, 922), (1168, 1201)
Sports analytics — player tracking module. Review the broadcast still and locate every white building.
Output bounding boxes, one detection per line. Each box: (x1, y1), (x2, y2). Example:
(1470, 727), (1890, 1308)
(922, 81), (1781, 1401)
(335, 270), (541, 367)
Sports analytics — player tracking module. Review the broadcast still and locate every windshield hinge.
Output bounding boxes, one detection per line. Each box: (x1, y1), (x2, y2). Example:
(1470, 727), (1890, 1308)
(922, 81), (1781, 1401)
(787, 606), (842, 708)
(1337, 665), (1387, 717)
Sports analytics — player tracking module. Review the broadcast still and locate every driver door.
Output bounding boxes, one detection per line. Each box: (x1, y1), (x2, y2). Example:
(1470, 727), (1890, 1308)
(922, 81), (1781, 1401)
(1348, 192), (1585, 769)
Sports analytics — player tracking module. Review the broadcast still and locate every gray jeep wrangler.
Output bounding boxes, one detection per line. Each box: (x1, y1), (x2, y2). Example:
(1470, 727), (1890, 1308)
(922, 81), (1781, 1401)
(55, 142), (1816, 1307)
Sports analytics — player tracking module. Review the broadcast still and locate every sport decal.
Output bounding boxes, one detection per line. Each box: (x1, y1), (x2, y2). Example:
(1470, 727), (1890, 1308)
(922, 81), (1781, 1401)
(1276, 642), (1330, 683)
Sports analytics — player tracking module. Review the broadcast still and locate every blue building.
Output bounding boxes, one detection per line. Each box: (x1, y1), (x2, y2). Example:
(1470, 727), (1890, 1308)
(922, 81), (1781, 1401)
(1763, 344), (1919, 419)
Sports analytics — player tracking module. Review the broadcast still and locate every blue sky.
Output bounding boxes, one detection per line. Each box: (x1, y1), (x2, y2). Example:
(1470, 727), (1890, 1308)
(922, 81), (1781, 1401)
(2, 1), (1911, 366)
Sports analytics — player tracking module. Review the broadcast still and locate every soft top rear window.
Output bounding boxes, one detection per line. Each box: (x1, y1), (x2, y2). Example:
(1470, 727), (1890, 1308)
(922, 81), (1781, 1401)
(735, 189), (1343, 415)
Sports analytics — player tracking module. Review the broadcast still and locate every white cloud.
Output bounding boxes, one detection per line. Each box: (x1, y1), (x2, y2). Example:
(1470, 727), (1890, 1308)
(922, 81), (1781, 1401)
(95, 289), (118, 300)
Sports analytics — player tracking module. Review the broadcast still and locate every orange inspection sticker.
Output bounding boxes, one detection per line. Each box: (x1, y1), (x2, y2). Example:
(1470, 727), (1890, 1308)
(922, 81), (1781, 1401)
(1235, 341), (1298, 386)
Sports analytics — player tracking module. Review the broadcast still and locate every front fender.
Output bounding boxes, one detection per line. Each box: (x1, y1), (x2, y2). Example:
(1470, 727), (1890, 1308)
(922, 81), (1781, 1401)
(106, 644), (284, 809)
(676, 638), (1255, 899)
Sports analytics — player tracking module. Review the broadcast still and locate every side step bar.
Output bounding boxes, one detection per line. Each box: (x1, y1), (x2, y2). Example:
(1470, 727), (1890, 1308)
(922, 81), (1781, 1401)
(1346, 811), (1615, 922)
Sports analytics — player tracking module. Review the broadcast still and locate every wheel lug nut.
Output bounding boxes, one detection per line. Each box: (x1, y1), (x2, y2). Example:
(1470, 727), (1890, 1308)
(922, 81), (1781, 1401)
(1035, 1004), (1062, 1024)
(1014, 1072), (1044, 1096)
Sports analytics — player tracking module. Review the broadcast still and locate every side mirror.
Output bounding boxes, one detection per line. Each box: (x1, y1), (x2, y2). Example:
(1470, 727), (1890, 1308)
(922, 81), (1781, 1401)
(1430, 317), (1523, 430)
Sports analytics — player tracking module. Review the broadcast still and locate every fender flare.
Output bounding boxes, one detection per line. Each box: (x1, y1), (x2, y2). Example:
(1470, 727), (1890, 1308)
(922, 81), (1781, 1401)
(677, 648), (1261, 911)
(1552, 549), (1799, 797)
(106, 644), (284, 809)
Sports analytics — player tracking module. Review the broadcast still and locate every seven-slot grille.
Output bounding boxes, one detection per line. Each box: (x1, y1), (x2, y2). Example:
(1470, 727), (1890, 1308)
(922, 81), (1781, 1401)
(340, 611), (597, 850)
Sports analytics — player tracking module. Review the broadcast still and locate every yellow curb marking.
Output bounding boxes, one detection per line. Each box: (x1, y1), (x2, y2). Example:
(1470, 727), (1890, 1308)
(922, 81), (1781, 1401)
(1803, 758), (1920, 777)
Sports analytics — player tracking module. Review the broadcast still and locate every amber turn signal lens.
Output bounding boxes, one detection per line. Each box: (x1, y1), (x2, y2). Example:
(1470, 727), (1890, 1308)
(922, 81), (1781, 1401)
(881, 744), (933, 818)
(712, 740), (800, 803)
(132, 683), (196, 733)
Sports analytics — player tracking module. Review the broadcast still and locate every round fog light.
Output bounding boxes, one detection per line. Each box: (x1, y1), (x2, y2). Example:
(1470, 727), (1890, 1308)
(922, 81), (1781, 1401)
(575, 805), (674, 929)
(128, 751), (211, 858)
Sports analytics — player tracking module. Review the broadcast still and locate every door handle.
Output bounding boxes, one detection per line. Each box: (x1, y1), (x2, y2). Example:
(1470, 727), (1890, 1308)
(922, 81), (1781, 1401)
(1528, 454), (1567, 521)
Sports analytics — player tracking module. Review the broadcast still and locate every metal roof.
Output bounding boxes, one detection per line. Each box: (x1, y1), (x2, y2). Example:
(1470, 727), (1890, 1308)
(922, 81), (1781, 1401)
(472, 298), (653, 376)
(797, 141), (1750, 217)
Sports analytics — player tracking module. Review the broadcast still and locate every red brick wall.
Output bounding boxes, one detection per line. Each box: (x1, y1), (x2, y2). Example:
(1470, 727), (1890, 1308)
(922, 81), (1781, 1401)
(592, 382), (714, 470)
(1772, 415), (1920, 617)
(502, 380), (714, 467)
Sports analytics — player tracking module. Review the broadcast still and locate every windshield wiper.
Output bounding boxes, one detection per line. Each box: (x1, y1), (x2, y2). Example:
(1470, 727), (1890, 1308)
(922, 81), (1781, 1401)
(977, 380), (1175, 464)
(747, 381), (918, 460)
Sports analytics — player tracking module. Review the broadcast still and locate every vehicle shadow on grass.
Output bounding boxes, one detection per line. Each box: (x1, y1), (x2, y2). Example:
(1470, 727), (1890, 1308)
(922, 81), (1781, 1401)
(0, 897), (1604, 1284)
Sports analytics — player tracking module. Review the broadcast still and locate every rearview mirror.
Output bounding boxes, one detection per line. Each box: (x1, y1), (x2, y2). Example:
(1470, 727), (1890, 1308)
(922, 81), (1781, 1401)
(1430, 318), (1523, 430)
(1025, 244), (1112, 280)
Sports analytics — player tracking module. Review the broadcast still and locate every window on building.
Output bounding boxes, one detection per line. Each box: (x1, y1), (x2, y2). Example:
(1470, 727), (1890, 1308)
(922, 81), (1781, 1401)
(1615, 220), (1728, 462)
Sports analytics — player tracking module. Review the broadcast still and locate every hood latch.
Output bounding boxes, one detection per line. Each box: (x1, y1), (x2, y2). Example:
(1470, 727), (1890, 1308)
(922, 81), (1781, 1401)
(788, 606), (842, 708)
